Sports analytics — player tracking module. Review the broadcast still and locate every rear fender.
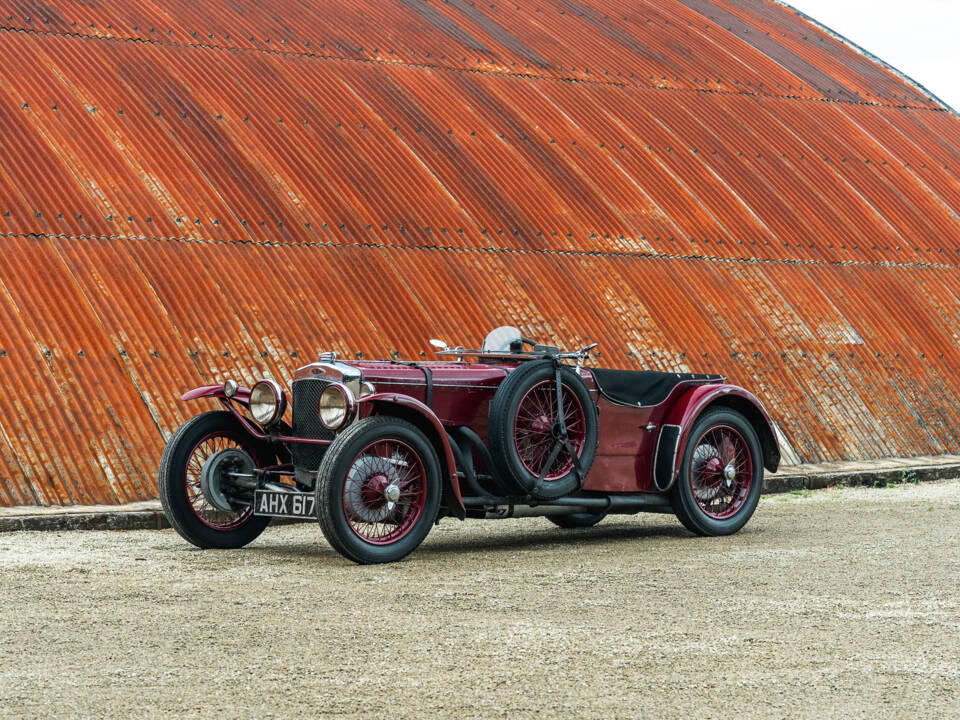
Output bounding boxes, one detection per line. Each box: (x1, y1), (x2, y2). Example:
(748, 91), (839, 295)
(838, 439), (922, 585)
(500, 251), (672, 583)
(658, 385), (780, 490)
(180, 384), (251, 405)
(361, 393), (464, 517)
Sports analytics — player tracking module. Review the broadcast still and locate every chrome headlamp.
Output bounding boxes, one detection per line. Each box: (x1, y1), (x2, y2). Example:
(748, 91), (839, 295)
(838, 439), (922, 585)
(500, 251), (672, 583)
(249, 378), (286, 427)
(318, 382), (357, 430)
(223, 378), (239, 398)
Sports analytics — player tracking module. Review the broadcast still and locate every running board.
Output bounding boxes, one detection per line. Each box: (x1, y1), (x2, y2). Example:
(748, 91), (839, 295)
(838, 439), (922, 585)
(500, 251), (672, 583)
(460, 493), (672, 518)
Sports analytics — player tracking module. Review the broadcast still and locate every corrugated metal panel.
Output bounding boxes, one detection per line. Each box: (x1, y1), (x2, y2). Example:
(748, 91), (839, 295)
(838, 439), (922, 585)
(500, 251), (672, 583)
(1, 0), (959, 505)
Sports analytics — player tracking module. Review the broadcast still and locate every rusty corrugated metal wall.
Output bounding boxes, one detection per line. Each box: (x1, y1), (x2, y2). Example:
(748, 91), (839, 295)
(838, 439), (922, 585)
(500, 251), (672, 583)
(1, 0), (959, 506)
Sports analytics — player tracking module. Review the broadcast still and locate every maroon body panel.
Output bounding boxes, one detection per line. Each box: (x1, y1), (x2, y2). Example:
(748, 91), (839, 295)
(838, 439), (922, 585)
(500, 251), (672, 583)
(354, 361), (506, 427)
(361, 392), (463, 507)
(181, 358), (779, 503)
(662, 384), (781, 478)
(579, 374), (739, 492)
(582, 397), (656, 493)
(353, 360), (778, 494)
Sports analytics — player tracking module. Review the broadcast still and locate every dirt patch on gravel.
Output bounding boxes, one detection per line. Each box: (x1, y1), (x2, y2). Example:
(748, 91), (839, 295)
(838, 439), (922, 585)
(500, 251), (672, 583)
(1, 480), (958, 719)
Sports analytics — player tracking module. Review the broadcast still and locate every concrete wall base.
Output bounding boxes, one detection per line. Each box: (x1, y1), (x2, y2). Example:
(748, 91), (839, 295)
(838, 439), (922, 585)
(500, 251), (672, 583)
(3, 457), (959, 532)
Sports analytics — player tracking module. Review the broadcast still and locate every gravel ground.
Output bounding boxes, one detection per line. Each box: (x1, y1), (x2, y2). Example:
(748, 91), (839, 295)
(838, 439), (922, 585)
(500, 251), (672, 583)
(1, 481), (958, 719)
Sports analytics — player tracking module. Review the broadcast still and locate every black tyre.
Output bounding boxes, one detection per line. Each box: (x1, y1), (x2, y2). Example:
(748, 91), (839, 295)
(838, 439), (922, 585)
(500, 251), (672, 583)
(488, 360), (599, 499)
(316, 417), (441, 564)
(158, 411), (273, 549)
(669, 408), (763, 536)
(546, 512), (607, 528)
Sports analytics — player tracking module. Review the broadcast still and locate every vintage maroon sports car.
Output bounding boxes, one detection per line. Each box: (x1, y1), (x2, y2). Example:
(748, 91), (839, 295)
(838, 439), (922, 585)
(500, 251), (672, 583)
(159, 326), (781, 564)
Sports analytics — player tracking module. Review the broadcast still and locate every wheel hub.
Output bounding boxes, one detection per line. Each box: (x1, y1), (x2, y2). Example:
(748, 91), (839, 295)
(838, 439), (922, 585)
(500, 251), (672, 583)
(345, 456), (402, 523)
(692, 451), (725, 501)
(688, 425), (754, 521)
(703, 455), (724, 477)
(360, 473), (391, 506)
(200, 448), (254, 512)
(531, 415), (551, 433)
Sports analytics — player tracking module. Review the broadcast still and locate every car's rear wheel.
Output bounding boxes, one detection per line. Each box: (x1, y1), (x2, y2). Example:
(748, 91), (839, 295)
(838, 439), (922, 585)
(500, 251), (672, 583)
(546, 512), (607, 528)
(670, 408), (763, 536)
(159, 411), (273, 549)
(316, 417), (441, 564)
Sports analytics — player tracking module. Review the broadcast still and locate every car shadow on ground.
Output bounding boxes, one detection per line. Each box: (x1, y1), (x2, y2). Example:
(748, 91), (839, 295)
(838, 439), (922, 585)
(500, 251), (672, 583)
(417, 521), (693, 556)
(251, 519), (694, 563)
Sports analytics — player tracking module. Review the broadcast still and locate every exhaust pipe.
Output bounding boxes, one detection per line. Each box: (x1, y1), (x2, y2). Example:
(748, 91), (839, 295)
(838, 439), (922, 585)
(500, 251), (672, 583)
(482, 504), (596, 519)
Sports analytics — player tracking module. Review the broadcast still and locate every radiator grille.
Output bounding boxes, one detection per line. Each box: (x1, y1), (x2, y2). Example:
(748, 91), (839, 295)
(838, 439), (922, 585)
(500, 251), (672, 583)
(290, 378), (335, 472)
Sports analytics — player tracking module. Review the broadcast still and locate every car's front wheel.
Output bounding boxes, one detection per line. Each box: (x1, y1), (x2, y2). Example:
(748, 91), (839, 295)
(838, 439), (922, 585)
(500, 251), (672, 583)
(158, 411), (273, 549)
(670, 408), (763, 536)
(316, 417), (441, 564)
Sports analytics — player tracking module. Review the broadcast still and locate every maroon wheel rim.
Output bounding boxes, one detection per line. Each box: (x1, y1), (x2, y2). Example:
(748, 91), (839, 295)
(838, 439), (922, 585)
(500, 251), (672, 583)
(688, 424), (753, 520)
(513, 380), (586, 482)
(341, 439), (427, 545)
(183, 431), (259, 530)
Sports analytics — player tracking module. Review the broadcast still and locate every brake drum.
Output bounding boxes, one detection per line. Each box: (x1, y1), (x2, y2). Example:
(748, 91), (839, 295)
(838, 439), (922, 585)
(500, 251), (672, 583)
(200, 448), (255, 512)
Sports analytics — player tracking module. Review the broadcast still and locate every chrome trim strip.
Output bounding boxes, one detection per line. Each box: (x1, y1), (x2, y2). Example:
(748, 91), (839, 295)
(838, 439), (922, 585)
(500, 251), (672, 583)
(295, 361), (361, 394)
(652, 428), (664, 488)
(653, 424), (682, 492)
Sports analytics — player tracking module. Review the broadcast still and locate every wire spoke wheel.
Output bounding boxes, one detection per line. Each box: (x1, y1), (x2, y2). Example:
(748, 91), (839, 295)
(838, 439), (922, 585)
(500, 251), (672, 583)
(514, 380), (587, 482)
(489, 360), (598, 500)
(688, 424), (753, 520)
(341, 439), (427, 545)
(317, 417), (440, 564)
(184, 431), (256, 530)
(160, 411), (273, 549)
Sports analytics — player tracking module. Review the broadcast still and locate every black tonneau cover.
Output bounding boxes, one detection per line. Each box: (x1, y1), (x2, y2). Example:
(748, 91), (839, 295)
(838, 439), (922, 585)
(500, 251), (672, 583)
(590, 369), (724, 407)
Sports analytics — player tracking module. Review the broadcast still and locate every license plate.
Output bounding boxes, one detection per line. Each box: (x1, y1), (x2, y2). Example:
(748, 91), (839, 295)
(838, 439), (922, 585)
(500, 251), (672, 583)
(253, 489), (317, 519)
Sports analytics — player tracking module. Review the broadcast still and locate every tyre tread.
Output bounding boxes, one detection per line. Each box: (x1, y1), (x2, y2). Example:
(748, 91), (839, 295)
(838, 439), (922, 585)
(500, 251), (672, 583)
(669, 408), (762, 537)
(158, 411), (271, 549)
(316, 416), (440, 564)
(487, 360), (598, 499)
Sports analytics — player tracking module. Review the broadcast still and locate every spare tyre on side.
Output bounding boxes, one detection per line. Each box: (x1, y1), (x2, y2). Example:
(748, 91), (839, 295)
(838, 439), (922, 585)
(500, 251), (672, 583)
(487, 359), (599, 499)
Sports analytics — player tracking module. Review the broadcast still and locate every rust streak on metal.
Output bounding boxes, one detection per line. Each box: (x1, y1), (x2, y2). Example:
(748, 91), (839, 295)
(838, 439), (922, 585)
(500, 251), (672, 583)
(0, 0), (959, 505)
